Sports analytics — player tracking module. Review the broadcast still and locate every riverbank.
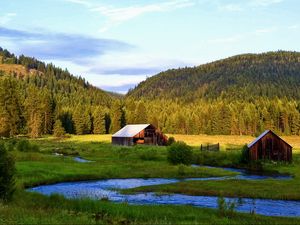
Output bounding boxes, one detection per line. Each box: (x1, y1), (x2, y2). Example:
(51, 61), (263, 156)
(1, 135), (300, 224)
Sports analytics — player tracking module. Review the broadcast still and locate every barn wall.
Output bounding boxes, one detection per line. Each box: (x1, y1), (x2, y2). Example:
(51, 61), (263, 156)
(112, 137), (134, 146)
(249, 132), (292, 161)
(112, 125), (167, 146)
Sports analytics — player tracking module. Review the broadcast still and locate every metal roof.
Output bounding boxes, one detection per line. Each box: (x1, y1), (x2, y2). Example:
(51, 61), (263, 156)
(247, 130), (292, 148)
(112, 124), (151, 138)
(247, 130), (270, 148)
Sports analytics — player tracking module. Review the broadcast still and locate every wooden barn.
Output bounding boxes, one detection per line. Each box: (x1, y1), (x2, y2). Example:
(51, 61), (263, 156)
(112, 124), (167, 146)
(247, 130), (292, 162)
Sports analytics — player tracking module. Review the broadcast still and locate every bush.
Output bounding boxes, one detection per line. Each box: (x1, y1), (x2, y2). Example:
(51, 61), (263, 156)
(0, 144), (15, 202)
(177, 164), (187, 176)
(218, 196), (237, 217)
(166, 137), (176, 146)
(167, 141), (193, 165)
(240, 144), (250, 164)
(16, 140), (30, 152)
(16, 140), (40, 152)
(5, 140), (16, 152)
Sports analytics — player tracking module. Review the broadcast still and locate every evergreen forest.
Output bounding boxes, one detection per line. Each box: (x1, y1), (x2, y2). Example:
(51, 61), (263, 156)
(1, 47), (300, 137)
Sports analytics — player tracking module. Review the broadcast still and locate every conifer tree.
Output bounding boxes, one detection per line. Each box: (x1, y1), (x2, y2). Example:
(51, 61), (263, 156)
(92, 107), (106, 134)
(53, 119), (66, 137)
(134, 102), (147, 124)
(0, 77), (22, 137)
(110, 101), (122, 133)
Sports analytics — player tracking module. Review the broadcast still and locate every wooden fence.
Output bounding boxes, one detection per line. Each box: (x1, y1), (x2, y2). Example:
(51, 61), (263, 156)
(200, 143), (220, 152)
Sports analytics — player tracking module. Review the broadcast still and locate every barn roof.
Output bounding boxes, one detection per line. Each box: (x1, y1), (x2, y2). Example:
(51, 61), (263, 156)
(112, 124), (151, 138)
(247, 130), (292, 148)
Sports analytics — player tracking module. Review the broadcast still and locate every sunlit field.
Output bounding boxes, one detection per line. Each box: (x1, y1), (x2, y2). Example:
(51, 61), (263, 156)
(42, 134), (300, 151)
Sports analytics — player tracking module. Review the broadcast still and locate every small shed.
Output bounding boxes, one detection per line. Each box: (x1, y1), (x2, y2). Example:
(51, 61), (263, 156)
(112, 124), (167, 146)
(247, 130), (292, 162)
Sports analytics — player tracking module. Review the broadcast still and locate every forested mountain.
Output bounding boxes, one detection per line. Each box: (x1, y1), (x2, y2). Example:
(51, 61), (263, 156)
(0, 47), (118, 137)
(125, 51), (300, 136)
(128, 51), (300, 101)
(1, 48), (300, 137)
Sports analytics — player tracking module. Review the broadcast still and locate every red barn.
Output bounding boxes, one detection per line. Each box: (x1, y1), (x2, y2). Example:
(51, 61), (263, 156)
(247, 130), (292, 162)
(112, 124), (167, 146)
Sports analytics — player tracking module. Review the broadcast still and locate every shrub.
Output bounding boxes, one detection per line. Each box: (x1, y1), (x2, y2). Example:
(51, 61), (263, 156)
(16, 140), (30, 152)
(240, 144), (250, 164)
(16, 140), (40, 152)
(0, 144), (15, 202)
(166, 137), (176, 146)
(167, 141), (193, 165)
(218, 196), (237, 217)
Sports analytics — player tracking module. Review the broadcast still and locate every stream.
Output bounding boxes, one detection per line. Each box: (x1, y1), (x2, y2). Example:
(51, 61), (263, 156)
(28, 165), (300, 217)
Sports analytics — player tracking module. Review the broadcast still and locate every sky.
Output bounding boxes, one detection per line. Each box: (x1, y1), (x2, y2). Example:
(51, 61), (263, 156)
(0, 0), (299, 93)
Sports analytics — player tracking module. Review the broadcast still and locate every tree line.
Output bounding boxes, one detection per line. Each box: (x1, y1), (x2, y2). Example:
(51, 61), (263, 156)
(1, 48), (300, 137)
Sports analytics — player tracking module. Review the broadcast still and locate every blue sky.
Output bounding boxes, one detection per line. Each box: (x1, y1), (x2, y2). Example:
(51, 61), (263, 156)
(0, 0), (299, 93)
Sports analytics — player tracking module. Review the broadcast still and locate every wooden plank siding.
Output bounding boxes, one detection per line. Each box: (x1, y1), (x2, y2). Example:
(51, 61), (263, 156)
(248, 130), (292, 162)
(112, 124), (167, 146)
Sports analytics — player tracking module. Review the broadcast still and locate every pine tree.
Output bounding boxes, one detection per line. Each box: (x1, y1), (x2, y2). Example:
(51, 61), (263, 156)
(25, 86), (43, 138)
(53, 119), (66, 137)
(0, 77), (22, 137)
(120, 107), (127, 128)
(134, 102), (147, 124)
(110, 101), (122, 133)
(92, 107), (106, 134)
(41, 88), (54, 134)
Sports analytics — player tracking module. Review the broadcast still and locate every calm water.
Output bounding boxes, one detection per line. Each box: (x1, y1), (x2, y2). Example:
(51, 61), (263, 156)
(28, 166), (299, 217)
(73, 156), (94, 163)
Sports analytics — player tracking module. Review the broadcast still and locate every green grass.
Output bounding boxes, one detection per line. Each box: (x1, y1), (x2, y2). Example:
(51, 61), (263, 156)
(1, 191), (300, 225)
(124, 153), (300, 200)
(1, 135), (300, 224)
(14, 141), (237, 188)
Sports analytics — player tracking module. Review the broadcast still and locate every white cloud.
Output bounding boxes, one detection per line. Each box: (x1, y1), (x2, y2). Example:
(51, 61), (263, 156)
(63, 0), (91, 7)
(250, 0), (283, 7)
(65, 0), (195, 32)
(0, 13), (16, 25)
(94, 0), (195, 32)
(216, 0), (284, 12)
(218, 4), (243, 12)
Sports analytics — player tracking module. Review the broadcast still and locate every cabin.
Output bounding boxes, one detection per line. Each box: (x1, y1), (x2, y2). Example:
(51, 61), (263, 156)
(247, 130), (292, 162)
(112, 124), (167, 146)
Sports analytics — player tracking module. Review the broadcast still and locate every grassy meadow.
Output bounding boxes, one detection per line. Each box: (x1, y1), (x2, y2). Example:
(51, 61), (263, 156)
(1, 134), (300, 224)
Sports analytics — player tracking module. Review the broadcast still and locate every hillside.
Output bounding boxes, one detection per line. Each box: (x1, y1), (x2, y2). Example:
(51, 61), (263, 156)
(124, 51), (300, 136)
(1, 48), (300, 137)
(0, 47), (117, 137)
(127, 51), (300, 101)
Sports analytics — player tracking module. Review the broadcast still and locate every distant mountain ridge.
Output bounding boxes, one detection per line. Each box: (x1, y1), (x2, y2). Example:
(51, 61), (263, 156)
(127, 51), (300, 101)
